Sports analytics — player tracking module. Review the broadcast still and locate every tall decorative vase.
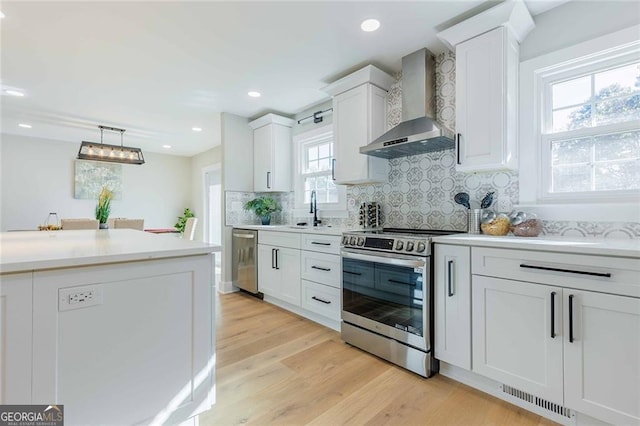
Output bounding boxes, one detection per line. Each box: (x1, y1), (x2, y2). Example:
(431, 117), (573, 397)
(261, 215), (271, 225)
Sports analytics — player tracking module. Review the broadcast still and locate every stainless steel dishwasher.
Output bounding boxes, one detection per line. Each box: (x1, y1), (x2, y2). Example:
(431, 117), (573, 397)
(232, 228), (259, 294)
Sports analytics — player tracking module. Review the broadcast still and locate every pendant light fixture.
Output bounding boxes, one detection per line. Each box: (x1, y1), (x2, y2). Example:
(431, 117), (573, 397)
(77, 125), (145, 165)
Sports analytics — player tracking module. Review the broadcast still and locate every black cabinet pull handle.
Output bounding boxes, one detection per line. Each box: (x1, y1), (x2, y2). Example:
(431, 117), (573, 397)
(311, 241), (331, 246)
(271, 248), (275, 269)
(312, 296), (331, 305)
(331, 159), (336, 181)
(311, 265), (331, 272)
(456, 133), (461, 165)
(569, 294), (575, 343)
(447, 260), (454, 297)
(388, 279), (416, 287)
(550, 291), (556, 338)
(267, 171), (271, 189)
(344, 271), (362, 276)
(274, 248), (279, 270)
(520, 264), (611, 278)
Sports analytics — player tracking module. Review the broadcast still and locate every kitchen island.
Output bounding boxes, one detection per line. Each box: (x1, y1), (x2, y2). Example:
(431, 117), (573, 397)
(0, 229), (220, 425)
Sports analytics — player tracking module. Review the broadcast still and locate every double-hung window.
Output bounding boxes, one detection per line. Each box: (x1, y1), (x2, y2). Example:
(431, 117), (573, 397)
(294, 126), (346, 211)
(539, 49), (640, 201)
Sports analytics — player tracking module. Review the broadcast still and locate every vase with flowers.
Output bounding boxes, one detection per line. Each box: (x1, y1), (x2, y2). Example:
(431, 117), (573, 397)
(95, 185), (113, 229)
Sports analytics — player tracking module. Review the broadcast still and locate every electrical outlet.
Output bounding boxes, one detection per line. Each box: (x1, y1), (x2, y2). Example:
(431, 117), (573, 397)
(496, 198), (511, 213)
(59, 284), (103, 311)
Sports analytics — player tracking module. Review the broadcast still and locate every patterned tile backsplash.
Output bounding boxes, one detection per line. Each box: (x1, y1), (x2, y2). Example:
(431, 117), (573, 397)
(226, 51), (639, 239)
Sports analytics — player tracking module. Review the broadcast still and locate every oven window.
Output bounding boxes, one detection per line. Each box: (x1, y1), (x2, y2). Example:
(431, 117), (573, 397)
(343, 258), (424, 336)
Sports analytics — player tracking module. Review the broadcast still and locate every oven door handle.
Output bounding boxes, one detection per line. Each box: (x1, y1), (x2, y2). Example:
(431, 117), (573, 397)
(341, 249), (426, 269)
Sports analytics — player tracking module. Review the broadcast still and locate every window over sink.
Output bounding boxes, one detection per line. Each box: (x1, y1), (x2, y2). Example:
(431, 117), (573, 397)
(294, 125), (346, 212)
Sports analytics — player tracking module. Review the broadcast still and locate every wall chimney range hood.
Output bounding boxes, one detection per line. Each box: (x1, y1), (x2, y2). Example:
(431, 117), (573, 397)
(360, 48), (455, 159)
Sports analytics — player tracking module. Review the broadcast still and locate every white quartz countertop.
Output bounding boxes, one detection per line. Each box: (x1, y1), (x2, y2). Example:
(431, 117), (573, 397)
(0, 229), (220, 273)
(232, 224), (353, 236)
(433, 233), (640, 258)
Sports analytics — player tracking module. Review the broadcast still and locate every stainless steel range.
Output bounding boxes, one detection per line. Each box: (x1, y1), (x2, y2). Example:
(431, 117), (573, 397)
(340, 228), (459, 377)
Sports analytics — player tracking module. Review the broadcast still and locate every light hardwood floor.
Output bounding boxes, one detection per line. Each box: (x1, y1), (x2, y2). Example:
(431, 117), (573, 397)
(200, 292), (557, 426)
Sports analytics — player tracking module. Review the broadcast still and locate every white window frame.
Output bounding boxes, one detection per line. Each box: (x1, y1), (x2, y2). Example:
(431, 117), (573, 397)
(519, 26), (640, 222)
(293, 125), (347, 217)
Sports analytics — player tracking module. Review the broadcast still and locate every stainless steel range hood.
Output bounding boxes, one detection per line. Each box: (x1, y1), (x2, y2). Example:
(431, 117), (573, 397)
(360, 48), (455, 159)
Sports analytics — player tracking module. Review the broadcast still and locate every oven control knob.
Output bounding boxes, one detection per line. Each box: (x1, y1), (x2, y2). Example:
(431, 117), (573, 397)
(357, 237), (365, 246)
(395, 240), (404, 251)
(416, 242), (426, 253)
(350, 236), (357, 246)
(406, 241), (415, 252)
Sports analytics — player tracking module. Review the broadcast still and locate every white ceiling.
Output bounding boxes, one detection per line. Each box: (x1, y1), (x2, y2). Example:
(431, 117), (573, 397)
(0, 0), (569, 157)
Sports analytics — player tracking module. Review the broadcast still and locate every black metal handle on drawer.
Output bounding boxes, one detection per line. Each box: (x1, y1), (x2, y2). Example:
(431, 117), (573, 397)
(312, 296), (331, 304)
(388, 279), (416, 287)
(267, 171), (271, 189)
(550, 291), (556, 339)
(274, 249), (279, 270)
(311, 265), (331, 272)
(519, 264), (611, 278)
(456, 133), (461, 165)
(568, 294), (575, 343)
(311, 242), (331, 246)
(344, 271), (362, 276)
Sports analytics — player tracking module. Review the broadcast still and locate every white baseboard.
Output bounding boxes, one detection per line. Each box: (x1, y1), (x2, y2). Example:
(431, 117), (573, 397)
(217, 280), (238, 294)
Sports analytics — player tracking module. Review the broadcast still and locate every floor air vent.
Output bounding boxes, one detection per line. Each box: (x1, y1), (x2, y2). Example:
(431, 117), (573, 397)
(502, 385), (573, 419)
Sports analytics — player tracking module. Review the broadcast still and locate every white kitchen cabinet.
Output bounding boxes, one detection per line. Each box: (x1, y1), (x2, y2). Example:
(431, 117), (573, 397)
(471, 246), (640, 424)
(455, 26), (518, 172)
(472, 275), (564, 403)
(0, 273), (33, 404)
(434, 244), (471, 370)
(563, 290), (640, 425)
(258, 231), (301, 306)
(30, 255), (213, 425)
(249, 113), (295, 192)
(323, 65), (393, 185)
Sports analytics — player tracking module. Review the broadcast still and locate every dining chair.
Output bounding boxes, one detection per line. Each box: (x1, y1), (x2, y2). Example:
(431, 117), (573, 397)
(183, 217), (198, 241)
(61, 218), (99, 230)
(114, 219), (144, 230)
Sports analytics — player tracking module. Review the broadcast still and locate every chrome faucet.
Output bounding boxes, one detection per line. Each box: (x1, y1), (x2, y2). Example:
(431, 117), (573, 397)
(310, 190), (322, 227)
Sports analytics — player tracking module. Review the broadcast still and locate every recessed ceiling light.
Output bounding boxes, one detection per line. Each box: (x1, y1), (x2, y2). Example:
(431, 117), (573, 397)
(192, 127), (202, 132)
(248, 91), (261, 98)
(18, 123), (32, 128)
(361, 19), (380, 32)
(162, 145), (172, 149)
(5, 90), (25, 97)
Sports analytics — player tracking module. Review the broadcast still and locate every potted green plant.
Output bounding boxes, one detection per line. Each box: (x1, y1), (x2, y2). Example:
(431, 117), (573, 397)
(244, 196), (281, 225)
(95, 185), (113, 229)
(175, 208), (195, 233)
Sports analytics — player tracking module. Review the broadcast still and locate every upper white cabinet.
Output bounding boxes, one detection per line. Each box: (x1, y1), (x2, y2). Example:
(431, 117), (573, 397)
(455, 26), (519, 171)
(249, 113), (295, 192)
(437, 0), (534, 172)
(323, 65), (393, 184)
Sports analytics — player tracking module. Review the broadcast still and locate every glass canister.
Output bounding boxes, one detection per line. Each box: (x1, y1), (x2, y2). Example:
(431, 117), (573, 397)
(45, 212), (60, 230)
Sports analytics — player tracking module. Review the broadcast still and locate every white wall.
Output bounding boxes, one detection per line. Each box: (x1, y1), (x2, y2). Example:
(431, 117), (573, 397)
(0, 134), (191, 231)
(190, 145), (222, 241)
(520, 0), (640, 61)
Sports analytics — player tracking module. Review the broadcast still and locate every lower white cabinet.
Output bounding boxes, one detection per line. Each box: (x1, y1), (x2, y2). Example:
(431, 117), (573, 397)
(258, 244), (301, 306)
(434, 244), (471, 370)
(301, 279), (340, 321)
(471, 247), (640, 425)
(0, 273), (33, 404)
(472, 275), (564, 403)
(563, 290), (640, 425)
